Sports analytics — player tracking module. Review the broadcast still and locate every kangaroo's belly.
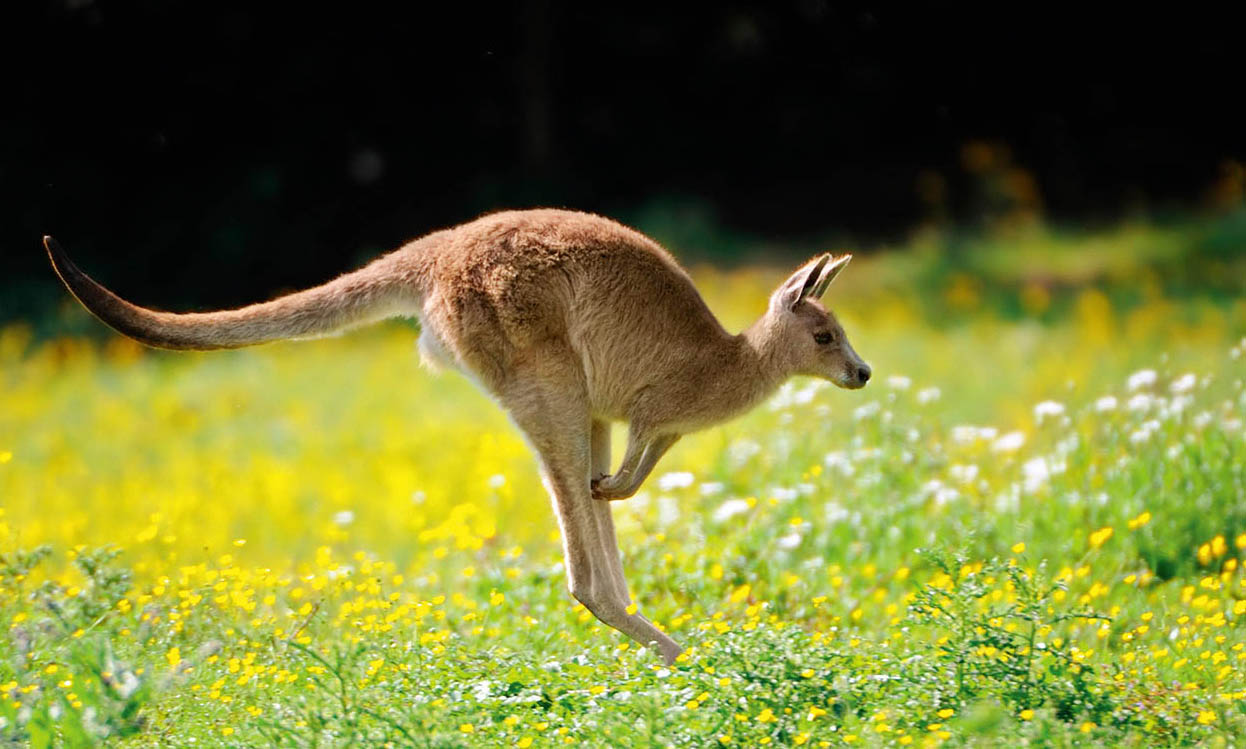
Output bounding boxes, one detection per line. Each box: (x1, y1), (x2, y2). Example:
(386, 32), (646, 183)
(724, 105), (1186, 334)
(417, 323), (458, 372)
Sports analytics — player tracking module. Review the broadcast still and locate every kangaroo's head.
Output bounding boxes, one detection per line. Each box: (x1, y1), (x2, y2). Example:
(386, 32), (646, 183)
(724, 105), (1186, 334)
(754, 254), (871, 389)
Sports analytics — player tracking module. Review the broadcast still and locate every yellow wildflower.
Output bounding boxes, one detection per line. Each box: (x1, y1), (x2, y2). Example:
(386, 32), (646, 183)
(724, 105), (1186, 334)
(729, 584), (751, 604)
(1088, 527), (1114, 549)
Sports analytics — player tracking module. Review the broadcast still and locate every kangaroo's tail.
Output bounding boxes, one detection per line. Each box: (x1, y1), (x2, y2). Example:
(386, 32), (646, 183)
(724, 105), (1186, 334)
(44, 236), (420, 351)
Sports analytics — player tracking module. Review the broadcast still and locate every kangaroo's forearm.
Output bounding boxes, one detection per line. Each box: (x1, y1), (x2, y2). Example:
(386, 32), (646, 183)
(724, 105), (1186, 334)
(627, 434), (679, 492)
(594, 433), (679, 500)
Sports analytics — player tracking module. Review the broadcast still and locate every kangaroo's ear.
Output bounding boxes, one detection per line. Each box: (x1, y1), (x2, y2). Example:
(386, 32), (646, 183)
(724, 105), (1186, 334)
(811, 254), (851, 298)
(773, 254), (831, 311)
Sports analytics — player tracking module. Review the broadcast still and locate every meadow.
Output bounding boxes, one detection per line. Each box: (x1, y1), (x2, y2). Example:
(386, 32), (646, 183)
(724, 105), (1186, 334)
(2, 214), (1246, 746)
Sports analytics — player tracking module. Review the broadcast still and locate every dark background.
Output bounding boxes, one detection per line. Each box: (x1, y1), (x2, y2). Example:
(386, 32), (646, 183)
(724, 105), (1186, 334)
(3, 1), (1243, 315)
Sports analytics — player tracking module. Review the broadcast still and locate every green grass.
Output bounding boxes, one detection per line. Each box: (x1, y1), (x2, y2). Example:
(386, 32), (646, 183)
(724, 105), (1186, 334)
(1, 216), (1245, 746)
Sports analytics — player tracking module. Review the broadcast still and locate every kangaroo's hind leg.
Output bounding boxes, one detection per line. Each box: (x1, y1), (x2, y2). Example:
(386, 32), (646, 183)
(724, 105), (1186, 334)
(499, 362), (682, 664)
(587, 420), (681, 660)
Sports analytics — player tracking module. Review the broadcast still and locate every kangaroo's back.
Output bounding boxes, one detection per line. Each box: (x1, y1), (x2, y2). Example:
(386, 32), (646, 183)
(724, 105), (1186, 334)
(417, 209), (734, 411)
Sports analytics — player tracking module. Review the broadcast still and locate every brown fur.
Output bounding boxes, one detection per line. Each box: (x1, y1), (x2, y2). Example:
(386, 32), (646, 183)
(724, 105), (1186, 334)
(45, 208), (870, 663)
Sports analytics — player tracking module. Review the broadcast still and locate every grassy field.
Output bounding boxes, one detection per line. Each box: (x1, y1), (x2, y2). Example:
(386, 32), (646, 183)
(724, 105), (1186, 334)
(2, 217), (1246, 746)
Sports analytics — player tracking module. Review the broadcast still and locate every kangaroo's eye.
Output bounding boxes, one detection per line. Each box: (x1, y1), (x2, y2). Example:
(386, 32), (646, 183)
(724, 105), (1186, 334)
(814, 332), (834, 345)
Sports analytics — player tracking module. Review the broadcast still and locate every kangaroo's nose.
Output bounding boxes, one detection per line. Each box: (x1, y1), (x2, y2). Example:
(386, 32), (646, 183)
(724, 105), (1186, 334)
(857, 365), (872, 384)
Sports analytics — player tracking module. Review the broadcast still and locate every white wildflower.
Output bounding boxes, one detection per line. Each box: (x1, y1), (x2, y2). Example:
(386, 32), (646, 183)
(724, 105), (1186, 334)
(114, 671), (141, 699)
(1167, 394), (1193, 416)
(1033, 400), (1066, 423)
(657, 471), (694, 491)
(768, 382), (796, 410)
(854, 401), (881, 420)
(471, 682), (494, 700)
(699, 481), (725, 496)
(1127, 393), (1155, 412)
(951, 425), (998, 444)
(1169, 373), (1197, 394)
(712, 498), (751, 523)
(823, 451), (855, 476)
(917, 386), (942, 404)
(992, 431), (1026, 452)
(886, 374), (912, 390)
(332, 510), (355, 527)
(728, 438), (761, 466)
(1127, 369), (1157, 391)
(948, 463), (979, 484)
(994, 488), (1020, 513)
(1129, 420), (1161, 444)
(1054, 434), (1080, 457)
(777, 533), (802, 549)
(768, 381), (823, 410)
(1022, 457), (1051, 493)
(824, 503), (849, 524)
(488, 473), (507, 489)
(770, 487), (799, 502)
(1094, 396), (1118, 412)
(325, 566), (353, 580)
(922, 479), (960, 506)
(657, 496), (680, 526)
(793, 382), (822, 405)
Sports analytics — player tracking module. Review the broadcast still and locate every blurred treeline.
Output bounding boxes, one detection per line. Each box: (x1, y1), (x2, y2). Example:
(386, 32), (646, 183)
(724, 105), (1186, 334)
(3, 2), (1244, 328)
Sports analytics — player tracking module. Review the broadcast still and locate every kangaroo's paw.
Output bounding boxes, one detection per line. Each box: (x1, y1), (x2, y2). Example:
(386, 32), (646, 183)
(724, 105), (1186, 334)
(591, 475), (631, 501)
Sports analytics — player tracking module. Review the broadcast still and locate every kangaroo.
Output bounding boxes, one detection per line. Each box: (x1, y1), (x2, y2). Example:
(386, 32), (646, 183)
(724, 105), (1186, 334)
(44, 208), (870, 664)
